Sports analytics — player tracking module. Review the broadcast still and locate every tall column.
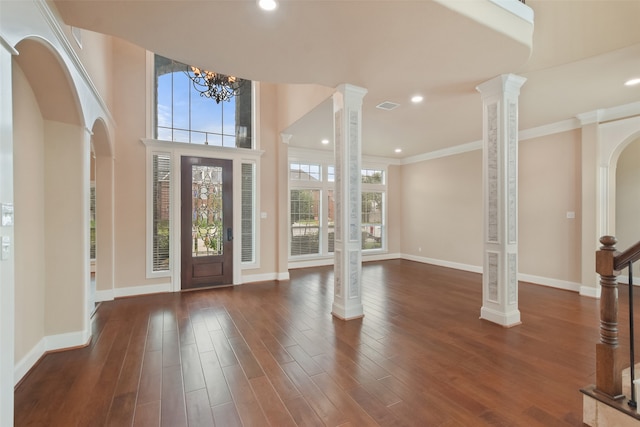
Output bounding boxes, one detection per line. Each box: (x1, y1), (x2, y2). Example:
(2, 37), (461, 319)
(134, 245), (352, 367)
(0, 36), (17, 426)
(476, 74), (526, 327)
(332, 84), (367, 320)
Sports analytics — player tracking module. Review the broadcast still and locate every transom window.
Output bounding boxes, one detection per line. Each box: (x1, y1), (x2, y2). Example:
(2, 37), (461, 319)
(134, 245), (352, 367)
(154, 54), (252, 148)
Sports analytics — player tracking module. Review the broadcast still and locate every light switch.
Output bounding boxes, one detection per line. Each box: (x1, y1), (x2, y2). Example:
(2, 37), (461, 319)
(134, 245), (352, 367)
(566, 211), (575, 219)
(1, 236), (9, 260)
(1, 203), (13, 227)
(260, 212), (267, 219)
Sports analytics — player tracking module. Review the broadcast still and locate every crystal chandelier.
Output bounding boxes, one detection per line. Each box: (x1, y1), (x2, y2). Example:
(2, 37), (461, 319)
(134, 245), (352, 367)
(185, 66), (245, 104)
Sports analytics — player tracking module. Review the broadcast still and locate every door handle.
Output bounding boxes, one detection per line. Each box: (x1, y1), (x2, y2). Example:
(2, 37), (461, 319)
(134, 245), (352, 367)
(227, 227), (233, 241)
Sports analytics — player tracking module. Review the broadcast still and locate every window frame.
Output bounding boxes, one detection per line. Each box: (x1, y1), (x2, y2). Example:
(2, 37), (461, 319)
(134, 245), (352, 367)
(288, 148), (389, 266)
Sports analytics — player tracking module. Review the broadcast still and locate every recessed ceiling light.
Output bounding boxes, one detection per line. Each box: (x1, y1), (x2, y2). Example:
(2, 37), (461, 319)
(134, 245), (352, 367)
(625, 78), (640, 86)
(258, 0), (277, 11)
(321, 139), (330, 145)
(395, 148), (402, 153)
(411, 95), (424, 103)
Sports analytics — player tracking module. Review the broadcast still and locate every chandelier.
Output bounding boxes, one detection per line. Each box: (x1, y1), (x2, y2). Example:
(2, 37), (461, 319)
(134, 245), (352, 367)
(185, 66), (245, 104)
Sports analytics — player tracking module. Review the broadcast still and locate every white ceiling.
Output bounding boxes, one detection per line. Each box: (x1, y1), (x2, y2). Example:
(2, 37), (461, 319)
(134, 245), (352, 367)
(52, 0), (640, 158)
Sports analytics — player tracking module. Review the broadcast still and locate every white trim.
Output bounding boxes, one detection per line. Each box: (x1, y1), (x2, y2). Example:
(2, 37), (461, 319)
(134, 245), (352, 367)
(33, 0), (115, 125)
(14, 329), (92, 386)
(517, 273), (581, 292)
(487, 0), (534, 24)
(113, 282), (172, 298)
(14, 339), (45, 386)
(241, 272), (291, 284)
(580, 285), (601, 299)
(401, 140), (483, 165)
(519, 118), (580, 141)
(401, 253), (484, 274)
(95, 289), (114, 302)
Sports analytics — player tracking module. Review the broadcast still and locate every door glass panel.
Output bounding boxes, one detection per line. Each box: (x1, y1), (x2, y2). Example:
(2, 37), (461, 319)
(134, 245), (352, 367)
(192, 165), (223, 257)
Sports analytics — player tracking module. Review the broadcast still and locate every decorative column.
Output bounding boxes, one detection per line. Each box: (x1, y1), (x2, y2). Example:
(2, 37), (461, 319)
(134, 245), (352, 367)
(332, 84), (367, 320)
(476, 74), (526, 327)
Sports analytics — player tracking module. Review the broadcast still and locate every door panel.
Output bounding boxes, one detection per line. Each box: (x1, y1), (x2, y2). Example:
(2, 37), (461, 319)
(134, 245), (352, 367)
(181, 156), (233, 289)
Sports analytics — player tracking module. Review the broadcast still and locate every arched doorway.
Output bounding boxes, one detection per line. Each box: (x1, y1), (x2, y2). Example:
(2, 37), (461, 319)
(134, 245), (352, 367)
(12, 37), (91, 374)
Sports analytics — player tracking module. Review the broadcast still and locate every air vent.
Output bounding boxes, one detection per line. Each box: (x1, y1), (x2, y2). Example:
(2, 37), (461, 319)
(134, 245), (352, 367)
(376, 101), (400, 111)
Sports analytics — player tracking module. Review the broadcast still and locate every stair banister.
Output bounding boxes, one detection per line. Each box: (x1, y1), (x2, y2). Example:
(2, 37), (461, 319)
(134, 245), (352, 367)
(595, 236), (624, 400)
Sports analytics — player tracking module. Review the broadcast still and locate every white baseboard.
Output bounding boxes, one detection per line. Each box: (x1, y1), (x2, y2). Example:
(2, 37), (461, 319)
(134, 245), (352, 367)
(518, 273), (582, 293)
(289, 252), (401, 270)
(15, 328), (91, 386)
(580, 285), (601, 298)
(95, 289), (114, 302)
(401, 253), (483, 274)
(241, 272), (290, 284)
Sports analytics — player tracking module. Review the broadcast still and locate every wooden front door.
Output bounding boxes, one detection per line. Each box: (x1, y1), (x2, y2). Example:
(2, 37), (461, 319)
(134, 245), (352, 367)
(181, 156), (233, 289)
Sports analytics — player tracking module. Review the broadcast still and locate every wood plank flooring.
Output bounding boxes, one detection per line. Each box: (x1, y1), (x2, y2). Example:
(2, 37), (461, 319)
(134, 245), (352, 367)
(15, 260), (602, 426)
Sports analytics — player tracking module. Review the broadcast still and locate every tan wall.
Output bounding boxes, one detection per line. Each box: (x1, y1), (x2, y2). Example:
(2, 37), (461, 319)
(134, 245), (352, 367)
(43, 120), (89, 335)
(519, 130), (582, 283)
(111, 38), (166, 289)
(12, 63), (46, 362)
(615, 136), (640, 277)
(254, 82), (280, 276)
(400, 150), (483, 267)
(58, 21), (114, 111)
(386, 165), (402, 254)
(276, 84), (334, 132)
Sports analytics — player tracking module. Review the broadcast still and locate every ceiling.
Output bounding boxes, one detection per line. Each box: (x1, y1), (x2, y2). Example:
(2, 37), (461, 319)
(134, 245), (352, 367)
(52, 0), (640, 158)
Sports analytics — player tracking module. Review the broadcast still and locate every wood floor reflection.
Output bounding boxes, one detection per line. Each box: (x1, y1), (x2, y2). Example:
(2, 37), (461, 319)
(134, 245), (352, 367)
(14, 260), (600, 426)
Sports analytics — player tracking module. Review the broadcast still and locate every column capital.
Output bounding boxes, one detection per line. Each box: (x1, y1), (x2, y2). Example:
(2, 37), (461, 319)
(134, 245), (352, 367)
(280, 133), (292, 144)
(334, 84), (368, 100)
(476, 74), (527, 99)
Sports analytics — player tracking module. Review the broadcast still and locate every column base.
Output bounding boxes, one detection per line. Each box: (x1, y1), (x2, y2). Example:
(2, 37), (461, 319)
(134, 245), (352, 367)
(331, 302), (364, 321)
(480, 306), (521, 327)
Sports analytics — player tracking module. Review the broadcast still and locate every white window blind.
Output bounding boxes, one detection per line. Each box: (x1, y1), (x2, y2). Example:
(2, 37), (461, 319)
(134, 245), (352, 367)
(241, 163), (255, 263)
(152, 154), (171, 271)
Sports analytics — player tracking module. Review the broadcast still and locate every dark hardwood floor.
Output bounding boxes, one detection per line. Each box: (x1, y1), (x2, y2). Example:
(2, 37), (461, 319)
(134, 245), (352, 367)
(15, 260), (602, 426)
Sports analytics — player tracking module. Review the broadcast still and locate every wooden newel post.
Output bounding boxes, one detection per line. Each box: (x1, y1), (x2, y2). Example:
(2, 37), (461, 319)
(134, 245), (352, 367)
(595, 235), (624, 400)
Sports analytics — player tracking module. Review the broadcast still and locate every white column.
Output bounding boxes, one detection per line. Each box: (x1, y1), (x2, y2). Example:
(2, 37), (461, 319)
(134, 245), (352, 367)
(476, 74), (526, 327)
(332, 84), (367, 320)
(0, 36), (17, 426)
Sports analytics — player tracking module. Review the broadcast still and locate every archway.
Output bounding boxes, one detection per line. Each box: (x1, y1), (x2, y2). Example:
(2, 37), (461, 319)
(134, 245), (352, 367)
(12, 37), (91, 376)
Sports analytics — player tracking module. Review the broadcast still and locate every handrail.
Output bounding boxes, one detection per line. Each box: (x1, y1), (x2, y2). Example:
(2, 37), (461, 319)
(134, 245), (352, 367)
(615, 240), (640, 271)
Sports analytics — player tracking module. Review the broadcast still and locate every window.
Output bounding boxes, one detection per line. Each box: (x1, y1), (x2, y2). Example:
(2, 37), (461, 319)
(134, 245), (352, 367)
(288, 156), (387, 262)
(152, 153), (171, 272)
(361, 192), (383, 250)
(154, 54), (252, 148)
(241, 163), (255, 263)
(290, 189), (321, 256)
(290, 163), (321, 181)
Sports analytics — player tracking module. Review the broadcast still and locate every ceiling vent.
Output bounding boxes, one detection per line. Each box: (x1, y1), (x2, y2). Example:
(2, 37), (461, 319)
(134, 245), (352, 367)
(376, 101), (400, 111)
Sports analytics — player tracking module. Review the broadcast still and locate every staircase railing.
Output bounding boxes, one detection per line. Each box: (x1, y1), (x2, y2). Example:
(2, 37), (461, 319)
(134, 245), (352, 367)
(595, 236), (640, 402)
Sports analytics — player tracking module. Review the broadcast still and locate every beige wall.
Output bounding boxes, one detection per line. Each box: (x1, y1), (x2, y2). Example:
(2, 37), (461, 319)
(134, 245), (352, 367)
(386, 164), (402, 254)
(400, 150), (483, 267)
(276, 84), (334, 132)
(111, 38), (165, 289)
(58, 20), (114, 111)
(12, 64), (46, 362)
(43, 120), (89, 336)
(253, 82), (280, 276)
(519, 130), (582, 283)
(615, 136), (640, 277)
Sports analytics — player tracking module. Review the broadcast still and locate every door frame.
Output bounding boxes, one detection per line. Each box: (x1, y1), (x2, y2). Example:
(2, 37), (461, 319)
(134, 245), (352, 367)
(143, 139), (263, 291)
(180, 156), (233, 288)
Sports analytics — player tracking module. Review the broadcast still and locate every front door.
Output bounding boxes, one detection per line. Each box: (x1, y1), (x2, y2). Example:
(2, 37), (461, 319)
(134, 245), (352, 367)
(181, 156), (233, 289)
